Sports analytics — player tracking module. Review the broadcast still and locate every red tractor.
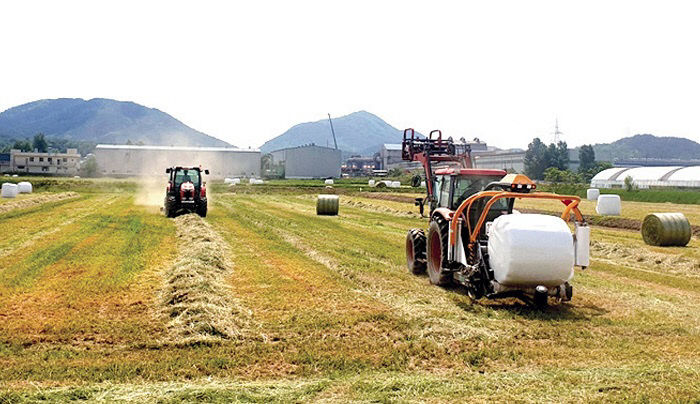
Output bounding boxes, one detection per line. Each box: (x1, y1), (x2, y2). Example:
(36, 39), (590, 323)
(163, 166), (209, 218)
(403, 129), (590, 306)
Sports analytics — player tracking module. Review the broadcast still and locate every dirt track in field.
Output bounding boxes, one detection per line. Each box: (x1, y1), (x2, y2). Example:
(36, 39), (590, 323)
(359, 192), (700, 236)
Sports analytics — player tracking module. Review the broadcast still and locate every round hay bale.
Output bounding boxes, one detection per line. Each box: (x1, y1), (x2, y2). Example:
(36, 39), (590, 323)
(1, 183), (18, 198)
(391, 181), (401, 188)
(316, 194), (339, 216)
(17, 182), (32, 194)
(642, 213), (691, 247)
(586, 188), (600, 201)
(375, 181), (387, 188)
(420, 181), (426, 188)
(368, 179), (376, 187)
(596, 194), (621, 216)
(324, 179), (334, 185)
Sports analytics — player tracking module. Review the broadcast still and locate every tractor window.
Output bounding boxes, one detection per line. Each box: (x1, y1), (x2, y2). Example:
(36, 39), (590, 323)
(174, 169), (201, 186)
(452, 176), (509, 211)
(438, 176), (451, 208)
(433, 176), (442, 204)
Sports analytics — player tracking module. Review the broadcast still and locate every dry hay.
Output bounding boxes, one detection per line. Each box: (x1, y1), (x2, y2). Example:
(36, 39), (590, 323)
(358, 192), (418, 204)
(521, 208), (700, 237)
(0, 192), (78, 214)
(159, 214), (250, 345)
(590, 240), (700, 278)
(341, 199), (417, 217)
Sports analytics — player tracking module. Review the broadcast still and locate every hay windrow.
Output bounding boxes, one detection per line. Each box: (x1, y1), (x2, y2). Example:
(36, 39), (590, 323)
(0, 192), (79, 214)
(341, 199), (418, 217)
(591, 240), (700, 278)
(159, 214), (250, 345)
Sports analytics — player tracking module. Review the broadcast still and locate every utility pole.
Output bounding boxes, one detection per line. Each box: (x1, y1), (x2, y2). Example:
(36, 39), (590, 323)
(327, 113), (338, 150)
(552, 117), (564, 143)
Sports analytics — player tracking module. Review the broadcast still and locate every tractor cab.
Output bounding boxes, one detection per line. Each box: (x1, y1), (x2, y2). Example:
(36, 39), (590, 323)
(163, 166), (210, 218)
(429, 168), (513, 237)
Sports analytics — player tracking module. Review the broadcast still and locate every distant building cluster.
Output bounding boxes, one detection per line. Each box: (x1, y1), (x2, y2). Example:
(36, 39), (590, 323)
(474, 148), (581, 173)
(0, 149), (81, 175)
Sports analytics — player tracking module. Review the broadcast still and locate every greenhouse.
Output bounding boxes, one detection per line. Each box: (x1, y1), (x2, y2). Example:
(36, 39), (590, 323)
(590, 166), (700, 189)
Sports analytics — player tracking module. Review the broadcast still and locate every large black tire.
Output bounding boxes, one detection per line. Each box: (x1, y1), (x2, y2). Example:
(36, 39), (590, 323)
(406, 229), (427, 275)
(197, 203), (207, 218)
(164, 202), (175, 218)
(426, 217), (452, 286)
(534, 291), (549, 308)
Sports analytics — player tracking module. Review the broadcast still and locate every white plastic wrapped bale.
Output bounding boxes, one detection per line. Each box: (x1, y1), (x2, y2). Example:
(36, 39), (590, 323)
(252, 179), (264, 185)
(324, 179), (334, 185)
(17, 182), (32, 193)
(596, 194), (621, 216)
(368, 179), (375, 187)
(1, 183), (19, 198)
(488, 214), (574, 287)
(420, 181), (426, 188)
(390, 181), (401, 188)
(586, 188), (600, 201)
(224, 178), (234, 184)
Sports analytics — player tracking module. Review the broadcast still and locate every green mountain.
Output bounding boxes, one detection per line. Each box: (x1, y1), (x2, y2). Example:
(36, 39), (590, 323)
(0, 98), (231, 147)
(260, 111), (405, 155)
(593, 134), (700, 162)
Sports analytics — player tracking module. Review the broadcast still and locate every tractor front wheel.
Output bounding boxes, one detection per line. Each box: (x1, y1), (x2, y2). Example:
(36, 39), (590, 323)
(426, 218), (452, 286)
(406, 229), (427, 275)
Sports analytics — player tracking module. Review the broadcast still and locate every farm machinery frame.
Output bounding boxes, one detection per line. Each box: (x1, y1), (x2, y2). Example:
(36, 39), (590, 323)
(403, 128), (589, 306)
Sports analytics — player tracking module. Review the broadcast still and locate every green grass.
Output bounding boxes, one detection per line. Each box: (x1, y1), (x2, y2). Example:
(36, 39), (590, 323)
(0, 185), (698, 402)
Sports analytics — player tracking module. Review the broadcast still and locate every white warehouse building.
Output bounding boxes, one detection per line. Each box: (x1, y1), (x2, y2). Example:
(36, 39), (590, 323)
(94, 145), (261, 179)
(591, 166), (700, 189)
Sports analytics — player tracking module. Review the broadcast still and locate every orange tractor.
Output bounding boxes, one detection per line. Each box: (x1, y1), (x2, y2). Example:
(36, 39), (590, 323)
(403, 129), (590, 306)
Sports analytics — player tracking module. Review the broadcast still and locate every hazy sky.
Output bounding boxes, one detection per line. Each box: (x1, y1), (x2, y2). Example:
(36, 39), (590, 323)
(1, 0), (699, 149)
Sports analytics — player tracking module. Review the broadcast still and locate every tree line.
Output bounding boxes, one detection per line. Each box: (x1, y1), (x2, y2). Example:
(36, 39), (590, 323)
(524, 138), (612, 183)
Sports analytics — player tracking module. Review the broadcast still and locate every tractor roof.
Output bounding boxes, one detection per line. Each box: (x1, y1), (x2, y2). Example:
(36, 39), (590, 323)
(434, 168), (506, 176)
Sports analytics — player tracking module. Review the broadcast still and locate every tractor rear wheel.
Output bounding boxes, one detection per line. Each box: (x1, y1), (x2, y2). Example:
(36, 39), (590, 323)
(197, 204), (207, 218)
(164, 203), (175, 218)
(426, 218), (452, 286)
(406, 229), (427, 275)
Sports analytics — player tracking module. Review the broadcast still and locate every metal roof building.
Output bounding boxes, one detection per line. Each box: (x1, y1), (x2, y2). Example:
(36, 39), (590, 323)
(268, 144), (341, 179)
(94, 144), (261, 179)
(591, 166), (700, 189)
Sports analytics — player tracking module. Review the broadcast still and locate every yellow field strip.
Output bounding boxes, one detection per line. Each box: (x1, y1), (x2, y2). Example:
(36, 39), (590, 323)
(0, 192), (79, 214)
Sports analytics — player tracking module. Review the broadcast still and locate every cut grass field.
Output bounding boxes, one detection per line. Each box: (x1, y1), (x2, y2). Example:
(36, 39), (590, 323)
(0, 183), (698, 402)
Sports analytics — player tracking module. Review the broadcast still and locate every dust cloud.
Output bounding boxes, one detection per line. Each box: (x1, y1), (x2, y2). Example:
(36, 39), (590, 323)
(133, 176), (167, 209)
(96, 147), (256, 212)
